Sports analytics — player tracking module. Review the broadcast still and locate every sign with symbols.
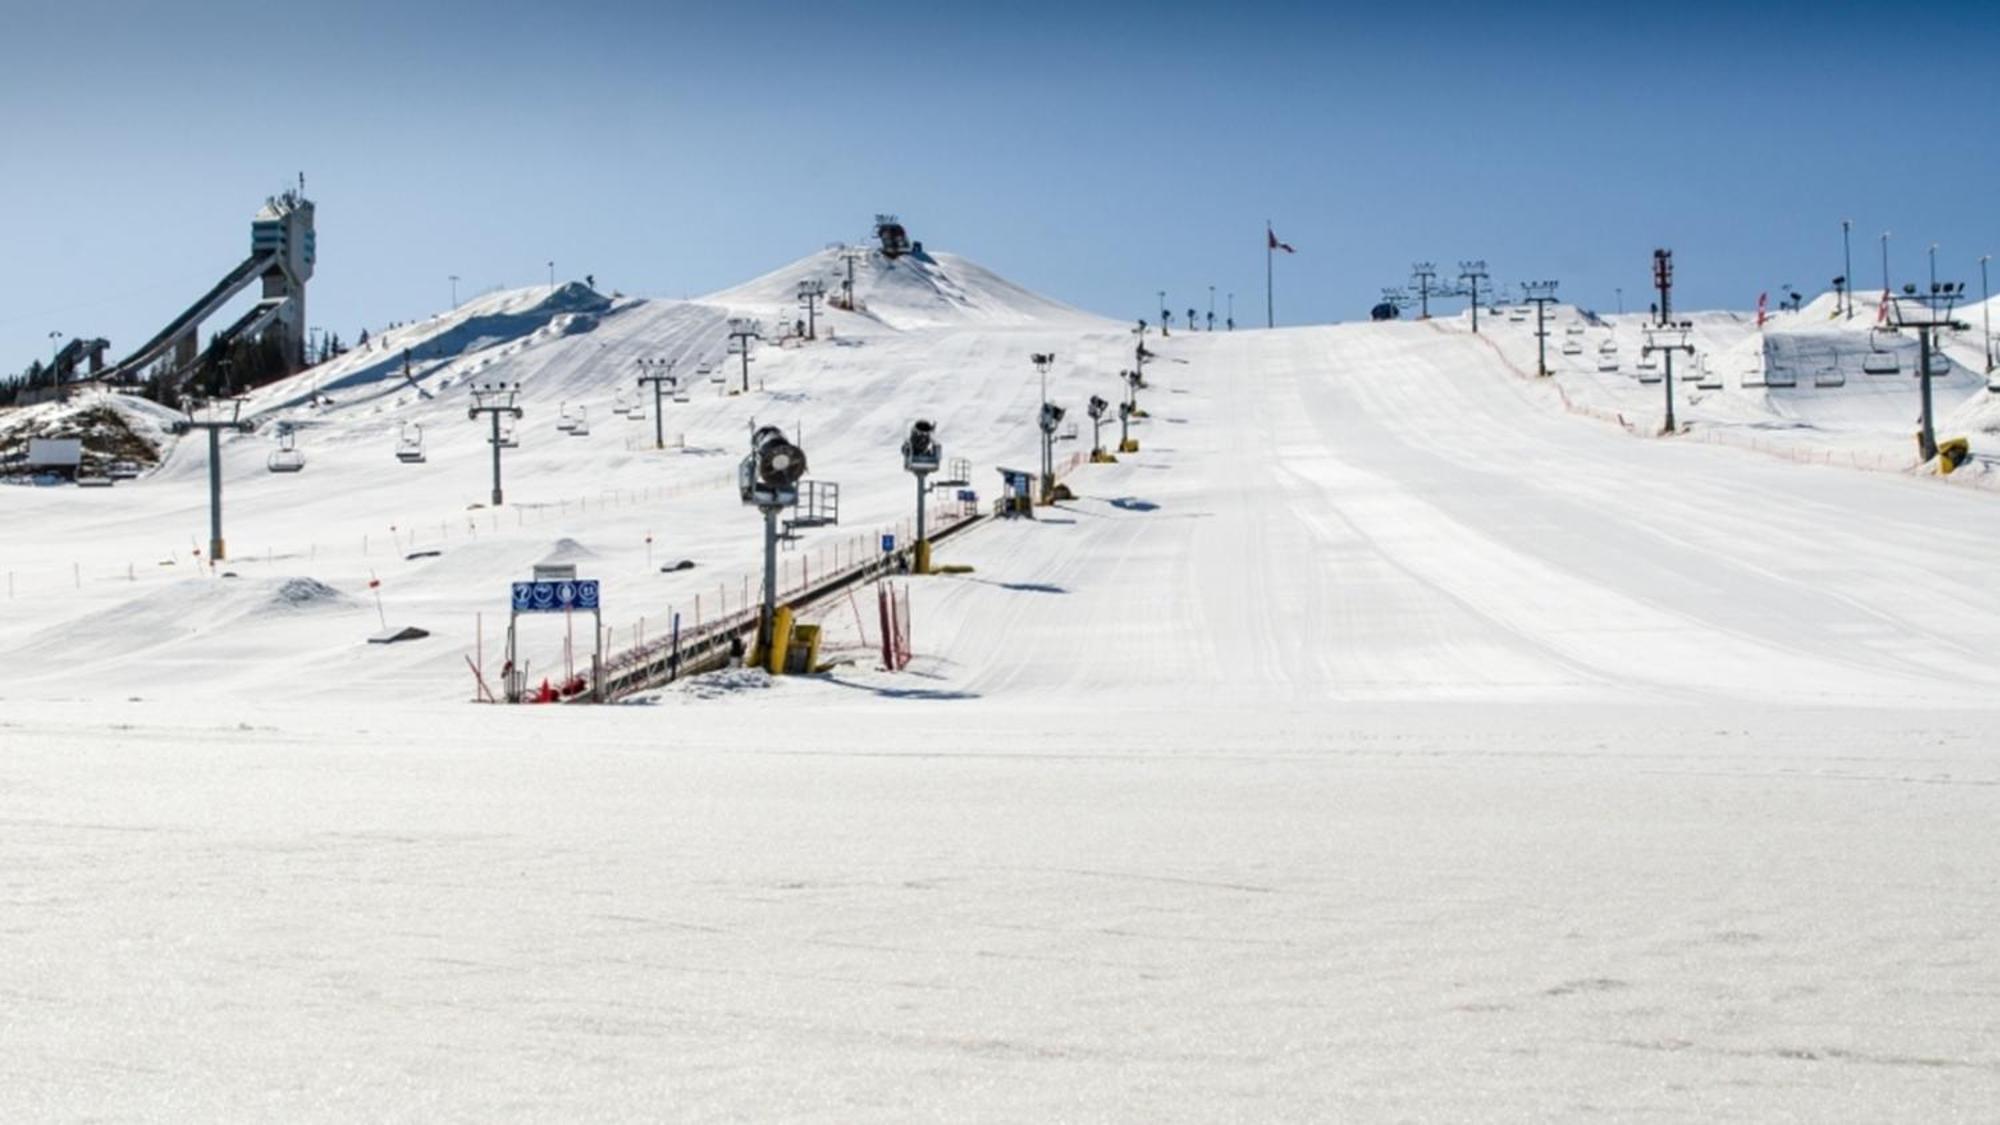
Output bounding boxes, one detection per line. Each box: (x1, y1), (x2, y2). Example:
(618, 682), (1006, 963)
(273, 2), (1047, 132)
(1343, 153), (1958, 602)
(880, 534), (895, 554)
(957, 490), (976, 503)
(511, 579), (600, 613)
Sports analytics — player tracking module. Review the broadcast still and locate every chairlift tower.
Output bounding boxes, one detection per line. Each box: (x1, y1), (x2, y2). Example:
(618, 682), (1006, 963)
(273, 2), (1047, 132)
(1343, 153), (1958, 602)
(902, 420), (941, 574)
(1458, 260), (1489, 333)
(1641, 321), (1696, 435)
(469, 382), (524, 505)
(727, 318), (762, 393)
(838, 245), (865, 310)
(1032, 352), (1058, 502)
(168, 398), (256, 562)
(739, 425), (808, 660)
(1412, 262), (1438, 319)
(797, 280), (826, 340)
(1522, 280), (1560, 376)
(635, 358), (677, 450)
(1891, 281), (1971, 462)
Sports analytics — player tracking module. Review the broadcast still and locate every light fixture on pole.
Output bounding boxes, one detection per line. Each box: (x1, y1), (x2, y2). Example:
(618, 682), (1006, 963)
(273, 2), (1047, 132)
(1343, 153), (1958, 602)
(167, 397), (256, 561)
(1980, 254), (1993, 374)
(1522, 280), (1560, 376)
(1840, 219), (1854, 319)
(1890, 280), (1970, 463)
(635, 358), (677, 450)
(1458, 260), (1489, 334)
(468, 381), (524, 505)
(902, 419), (940, 574)
(739, 424), (808, 664)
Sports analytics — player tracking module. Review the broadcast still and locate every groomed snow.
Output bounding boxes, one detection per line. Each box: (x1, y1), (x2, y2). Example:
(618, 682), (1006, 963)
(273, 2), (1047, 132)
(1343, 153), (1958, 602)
(3, 253), (1998, 1119)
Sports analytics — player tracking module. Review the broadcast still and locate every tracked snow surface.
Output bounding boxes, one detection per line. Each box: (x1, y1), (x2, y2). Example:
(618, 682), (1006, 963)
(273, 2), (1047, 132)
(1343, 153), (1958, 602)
(3, 248), (1998, 1120)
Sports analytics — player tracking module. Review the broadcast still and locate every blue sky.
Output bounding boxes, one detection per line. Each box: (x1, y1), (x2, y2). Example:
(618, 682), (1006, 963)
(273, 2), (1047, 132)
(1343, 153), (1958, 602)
(2, 0), (1996, 370)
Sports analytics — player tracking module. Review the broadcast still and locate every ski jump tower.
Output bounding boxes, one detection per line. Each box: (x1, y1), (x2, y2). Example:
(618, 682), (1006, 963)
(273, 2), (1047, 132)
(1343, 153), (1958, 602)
(250, 185), (316, 367)
(104, 180), (316, 385)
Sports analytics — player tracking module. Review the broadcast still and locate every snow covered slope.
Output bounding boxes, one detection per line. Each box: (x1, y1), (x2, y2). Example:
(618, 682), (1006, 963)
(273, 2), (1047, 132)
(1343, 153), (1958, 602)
(6, 255), (2000, 1121)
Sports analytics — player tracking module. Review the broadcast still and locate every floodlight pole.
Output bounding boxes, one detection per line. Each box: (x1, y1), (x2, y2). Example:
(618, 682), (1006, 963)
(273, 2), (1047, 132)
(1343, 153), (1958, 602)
(1880, 231), (1891, 296)
(1412, 262), (1437, 319)
(469, 384), (523, 505)
(1523, 280), (1559, 376)
(1840, 220), (1853, 319)
(1652, 249), (1673, 327)
(450, 274), (460, 309)
(170, 401), (255, 561)
(1981, 255), (1993, 373)
(1158, 291), (1168, 337)
(636, 358), (676, 450)
(1459, 260), (1488, 334)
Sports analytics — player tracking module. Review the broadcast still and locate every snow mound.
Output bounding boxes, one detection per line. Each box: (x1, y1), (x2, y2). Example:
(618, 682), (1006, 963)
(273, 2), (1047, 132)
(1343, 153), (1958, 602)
(537, 538), (599, 565)
(261, 577), (356, 613)
(702, 245), (1112, 332)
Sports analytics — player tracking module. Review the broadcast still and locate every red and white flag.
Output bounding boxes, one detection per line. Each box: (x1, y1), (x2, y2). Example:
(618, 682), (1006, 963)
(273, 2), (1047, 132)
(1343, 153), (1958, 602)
(1268, 228), (1295, 254)
(1755, 291), (1768, 328)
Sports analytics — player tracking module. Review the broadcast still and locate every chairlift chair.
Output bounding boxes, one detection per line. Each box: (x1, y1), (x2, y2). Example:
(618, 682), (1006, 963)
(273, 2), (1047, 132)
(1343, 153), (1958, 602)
(267, 428), (306, 473)
(495, 419), (519, 449)
(395, 422), (427, 463)
(1863, 330), (1901, 375)
(1596, 352), (1620, 373)
(1695, 355), (1724, 390)
(555, 401), (577, 432)
(1565, 323), (1584, 336)
(1561, 338), (1583, 356)
(1815, 365), (1846, 388)
(569, 404), (590, 436)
